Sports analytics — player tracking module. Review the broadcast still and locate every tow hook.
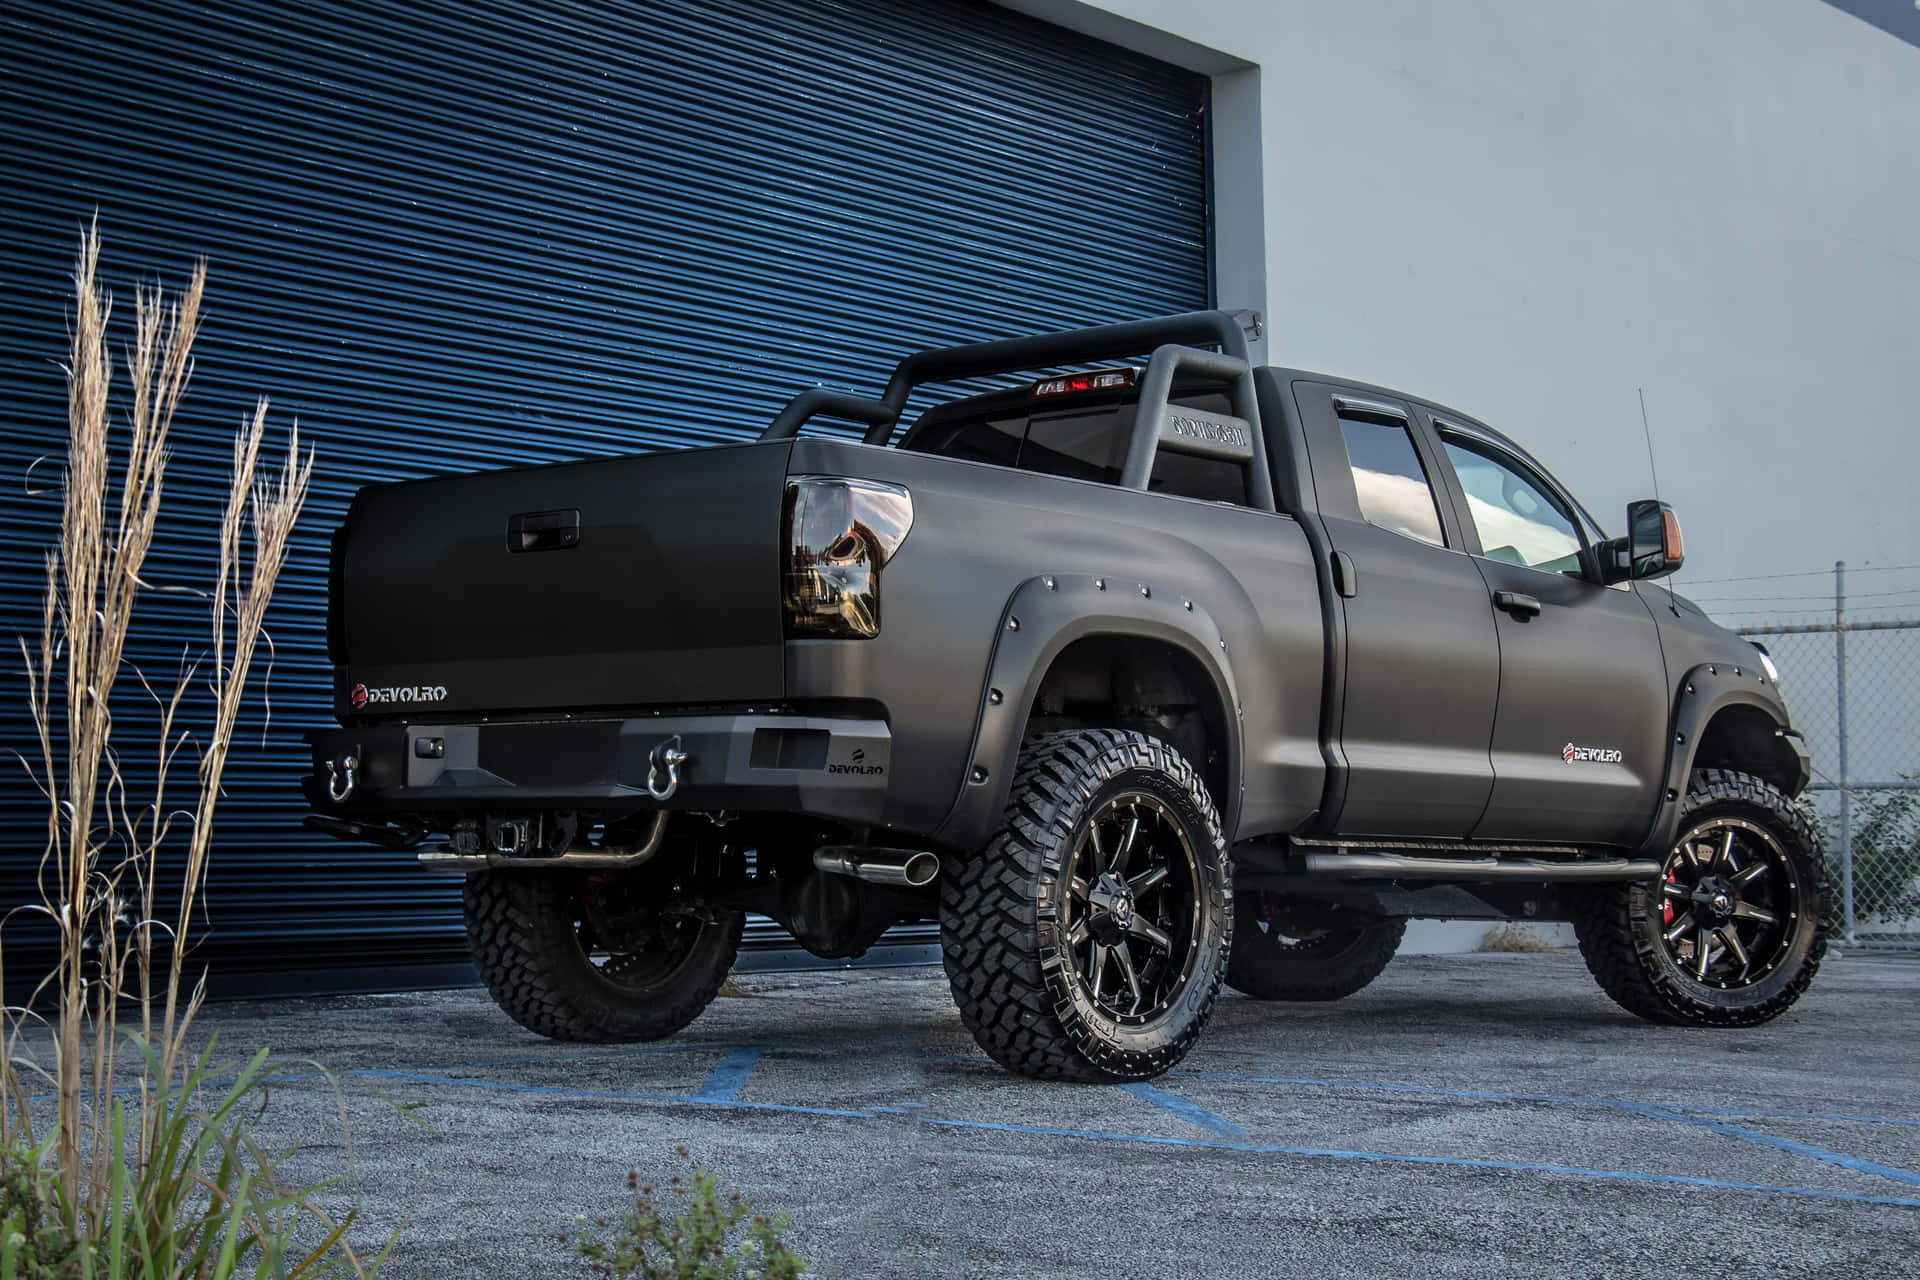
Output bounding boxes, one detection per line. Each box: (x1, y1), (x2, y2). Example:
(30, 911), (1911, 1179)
(325, 753), (359, 803)
(647, 735), (688, 801)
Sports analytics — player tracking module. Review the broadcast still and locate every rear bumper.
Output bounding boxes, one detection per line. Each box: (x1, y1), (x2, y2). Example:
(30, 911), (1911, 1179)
(303, 713), (894, 825)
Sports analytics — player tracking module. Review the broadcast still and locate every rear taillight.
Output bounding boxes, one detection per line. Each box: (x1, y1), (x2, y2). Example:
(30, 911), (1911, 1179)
(782, 476), (913, 639)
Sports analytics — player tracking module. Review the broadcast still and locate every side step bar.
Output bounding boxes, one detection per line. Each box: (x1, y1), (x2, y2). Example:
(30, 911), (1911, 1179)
(1299, 852), (1661, 882)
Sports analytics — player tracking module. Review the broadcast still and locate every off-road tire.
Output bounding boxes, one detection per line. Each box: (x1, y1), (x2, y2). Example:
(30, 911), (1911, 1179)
(940, 729), (1232, 1081)
(1226, 895), (1406, 1001)
(1570, 768), (1826, 1027)
(464, 869), (742, 1042)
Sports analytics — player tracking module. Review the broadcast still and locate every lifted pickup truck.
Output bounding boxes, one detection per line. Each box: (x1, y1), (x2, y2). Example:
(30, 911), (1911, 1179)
(304, 310), (1823, 1081)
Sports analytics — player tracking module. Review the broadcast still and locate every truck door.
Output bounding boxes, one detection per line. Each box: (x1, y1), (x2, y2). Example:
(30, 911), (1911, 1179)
(1420, 418), (1670, 847)
(1293, 383), (1500, 837)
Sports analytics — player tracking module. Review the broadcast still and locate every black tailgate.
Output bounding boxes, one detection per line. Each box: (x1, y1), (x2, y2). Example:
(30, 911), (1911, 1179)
(335, 441), (792, 718)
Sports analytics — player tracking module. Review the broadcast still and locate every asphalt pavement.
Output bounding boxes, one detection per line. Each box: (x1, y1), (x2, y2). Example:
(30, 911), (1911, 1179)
(203, 948), (1920, 1279)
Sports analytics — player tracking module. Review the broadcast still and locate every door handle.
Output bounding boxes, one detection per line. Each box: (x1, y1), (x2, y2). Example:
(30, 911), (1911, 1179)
(1331, 550), (1358, 599)
(1494, 590), (1542, 619)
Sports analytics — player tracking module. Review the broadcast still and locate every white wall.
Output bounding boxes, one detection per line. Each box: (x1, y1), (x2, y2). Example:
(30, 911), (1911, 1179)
(1010, 0), (1920, 619)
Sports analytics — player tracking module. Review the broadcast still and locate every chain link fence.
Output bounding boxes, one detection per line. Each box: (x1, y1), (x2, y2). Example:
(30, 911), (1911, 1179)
(1731, 565), (1920, 949)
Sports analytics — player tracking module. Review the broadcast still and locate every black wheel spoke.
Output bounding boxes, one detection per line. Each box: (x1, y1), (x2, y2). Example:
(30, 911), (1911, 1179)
(1067, 918), (1091, 948)
(1732, 901), (1778, 926)
(1115, 809), (1142, 879)
(1663, 916), (1695, 946)
(1129, 918), (1174, 953)
(1720, 926), (1751, 976)
(1732, 862), (1768, 887)
(1114, 944), (1144, 1011)
(1128, 864), (1169, 896)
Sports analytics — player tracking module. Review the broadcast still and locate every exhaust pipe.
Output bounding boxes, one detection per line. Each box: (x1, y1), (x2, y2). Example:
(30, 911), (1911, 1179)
(419, 811), (671, 873)
(812, 846), (940, 889)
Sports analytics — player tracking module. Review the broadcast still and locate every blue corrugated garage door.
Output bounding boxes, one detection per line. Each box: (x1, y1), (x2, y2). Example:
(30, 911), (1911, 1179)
(0, 0), (1209, 994)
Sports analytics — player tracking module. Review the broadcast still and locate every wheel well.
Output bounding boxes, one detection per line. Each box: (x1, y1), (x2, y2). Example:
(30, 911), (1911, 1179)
(1691, 704), (1800, 794)
(1024, 634), (1233, 816)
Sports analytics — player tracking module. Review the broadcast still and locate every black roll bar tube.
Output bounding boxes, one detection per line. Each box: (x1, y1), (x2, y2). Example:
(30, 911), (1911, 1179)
(1123, 344), (1274, 513)
(760, 310), (1249, 438)
(762, 388), (896, 438)
(758, 308), (1272, 512)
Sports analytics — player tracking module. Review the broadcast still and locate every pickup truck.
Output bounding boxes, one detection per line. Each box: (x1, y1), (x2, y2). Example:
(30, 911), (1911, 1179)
(303, 310), (1824, 1082)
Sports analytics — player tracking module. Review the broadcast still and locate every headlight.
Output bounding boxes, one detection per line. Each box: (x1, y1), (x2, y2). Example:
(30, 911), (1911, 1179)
(1751, 642), (1781, 687)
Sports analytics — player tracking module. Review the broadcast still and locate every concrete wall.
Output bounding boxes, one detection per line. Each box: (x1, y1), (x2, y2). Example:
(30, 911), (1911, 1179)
(1006, 0), (1919, 614)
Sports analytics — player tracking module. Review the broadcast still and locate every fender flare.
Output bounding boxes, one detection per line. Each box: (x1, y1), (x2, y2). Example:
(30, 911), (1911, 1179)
(930, 573), (1244, 853)
(1634, 661), (1811, 857)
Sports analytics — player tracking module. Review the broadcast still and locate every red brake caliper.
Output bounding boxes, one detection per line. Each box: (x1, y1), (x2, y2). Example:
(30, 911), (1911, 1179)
(1661, 870), (1677, 926)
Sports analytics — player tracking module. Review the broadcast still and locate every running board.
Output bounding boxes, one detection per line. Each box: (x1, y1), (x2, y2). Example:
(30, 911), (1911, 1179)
(1299, 852), (1661, 882)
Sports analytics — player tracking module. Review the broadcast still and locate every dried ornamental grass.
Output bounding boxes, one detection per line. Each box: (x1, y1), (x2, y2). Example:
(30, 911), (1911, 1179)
(2, 223), (389, 1278)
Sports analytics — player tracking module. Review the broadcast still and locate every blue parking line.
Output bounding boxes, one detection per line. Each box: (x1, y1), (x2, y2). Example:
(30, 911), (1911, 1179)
(695, 1048), (765, 1102)
(1612, 1102), (1920, 1189)
(255, 1065), (1920, 1210)
(353, 1068), (869, 1119)
(1169, 1068), (1920, 1130)
(426, 1036), (911, 1074)
(1118, 1082), (1245, 1139)
(916, 1114), (1920, 1210)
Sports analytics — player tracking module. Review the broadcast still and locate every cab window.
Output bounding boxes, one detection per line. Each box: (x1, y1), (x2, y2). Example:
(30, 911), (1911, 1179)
(1439, 434), (1584, 576)
(1336, 411), (1445, 547)
(910, 391), (1249, 505)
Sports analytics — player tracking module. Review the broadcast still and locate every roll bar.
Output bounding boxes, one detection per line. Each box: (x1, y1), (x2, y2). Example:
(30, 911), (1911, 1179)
(759, 309), (1273, 512)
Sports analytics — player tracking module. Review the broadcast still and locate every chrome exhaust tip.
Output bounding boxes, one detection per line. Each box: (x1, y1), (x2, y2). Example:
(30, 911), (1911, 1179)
(812, 846), (941, 889)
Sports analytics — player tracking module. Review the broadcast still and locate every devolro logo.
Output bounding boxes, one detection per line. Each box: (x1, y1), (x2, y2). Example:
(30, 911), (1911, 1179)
(1168, 414), (1248, 449)
(828, 748), (885, 776)
(350, 682), (449, 707)
(1562, 742), (1623, 765)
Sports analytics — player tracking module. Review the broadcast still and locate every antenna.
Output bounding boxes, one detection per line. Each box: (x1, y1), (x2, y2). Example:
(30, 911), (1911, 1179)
(1637, 387), (1661, 503)
(1637, 387), (1680, 615)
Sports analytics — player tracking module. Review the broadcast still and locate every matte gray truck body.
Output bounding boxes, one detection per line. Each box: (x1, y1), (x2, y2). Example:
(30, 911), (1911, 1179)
(303, 309), (1823, 1079)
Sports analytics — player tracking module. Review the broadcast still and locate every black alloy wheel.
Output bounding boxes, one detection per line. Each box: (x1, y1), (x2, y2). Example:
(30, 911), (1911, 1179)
(1062, 791), (1204, 1025)
(1571, 768), (1825, 1027)
(1655, 816), (1801, 989)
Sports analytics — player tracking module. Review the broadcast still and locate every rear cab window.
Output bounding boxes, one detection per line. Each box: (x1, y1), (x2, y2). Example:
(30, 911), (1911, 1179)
(901, 381), (1251, 506)
(1335, 410), (1446, 547)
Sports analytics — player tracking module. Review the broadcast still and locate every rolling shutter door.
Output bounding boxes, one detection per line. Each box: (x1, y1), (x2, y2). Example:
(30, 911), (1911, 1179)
(0, 0), (1209, 993)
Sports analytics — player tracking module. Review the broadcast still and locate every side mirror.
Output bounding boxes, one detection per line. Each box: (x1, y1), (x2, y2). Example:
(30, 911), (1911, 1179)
(1600, 499), (1684, 583)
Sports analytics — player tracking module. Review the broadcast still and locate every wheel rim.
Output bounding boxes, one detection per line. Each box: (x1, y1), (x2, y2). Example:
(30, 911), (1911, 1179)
(576, 874), (710, 991)
(1248, 892), (1364, 953)
(1061, 791), (1202, 1024)
(1658, 816), (1802, 989)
